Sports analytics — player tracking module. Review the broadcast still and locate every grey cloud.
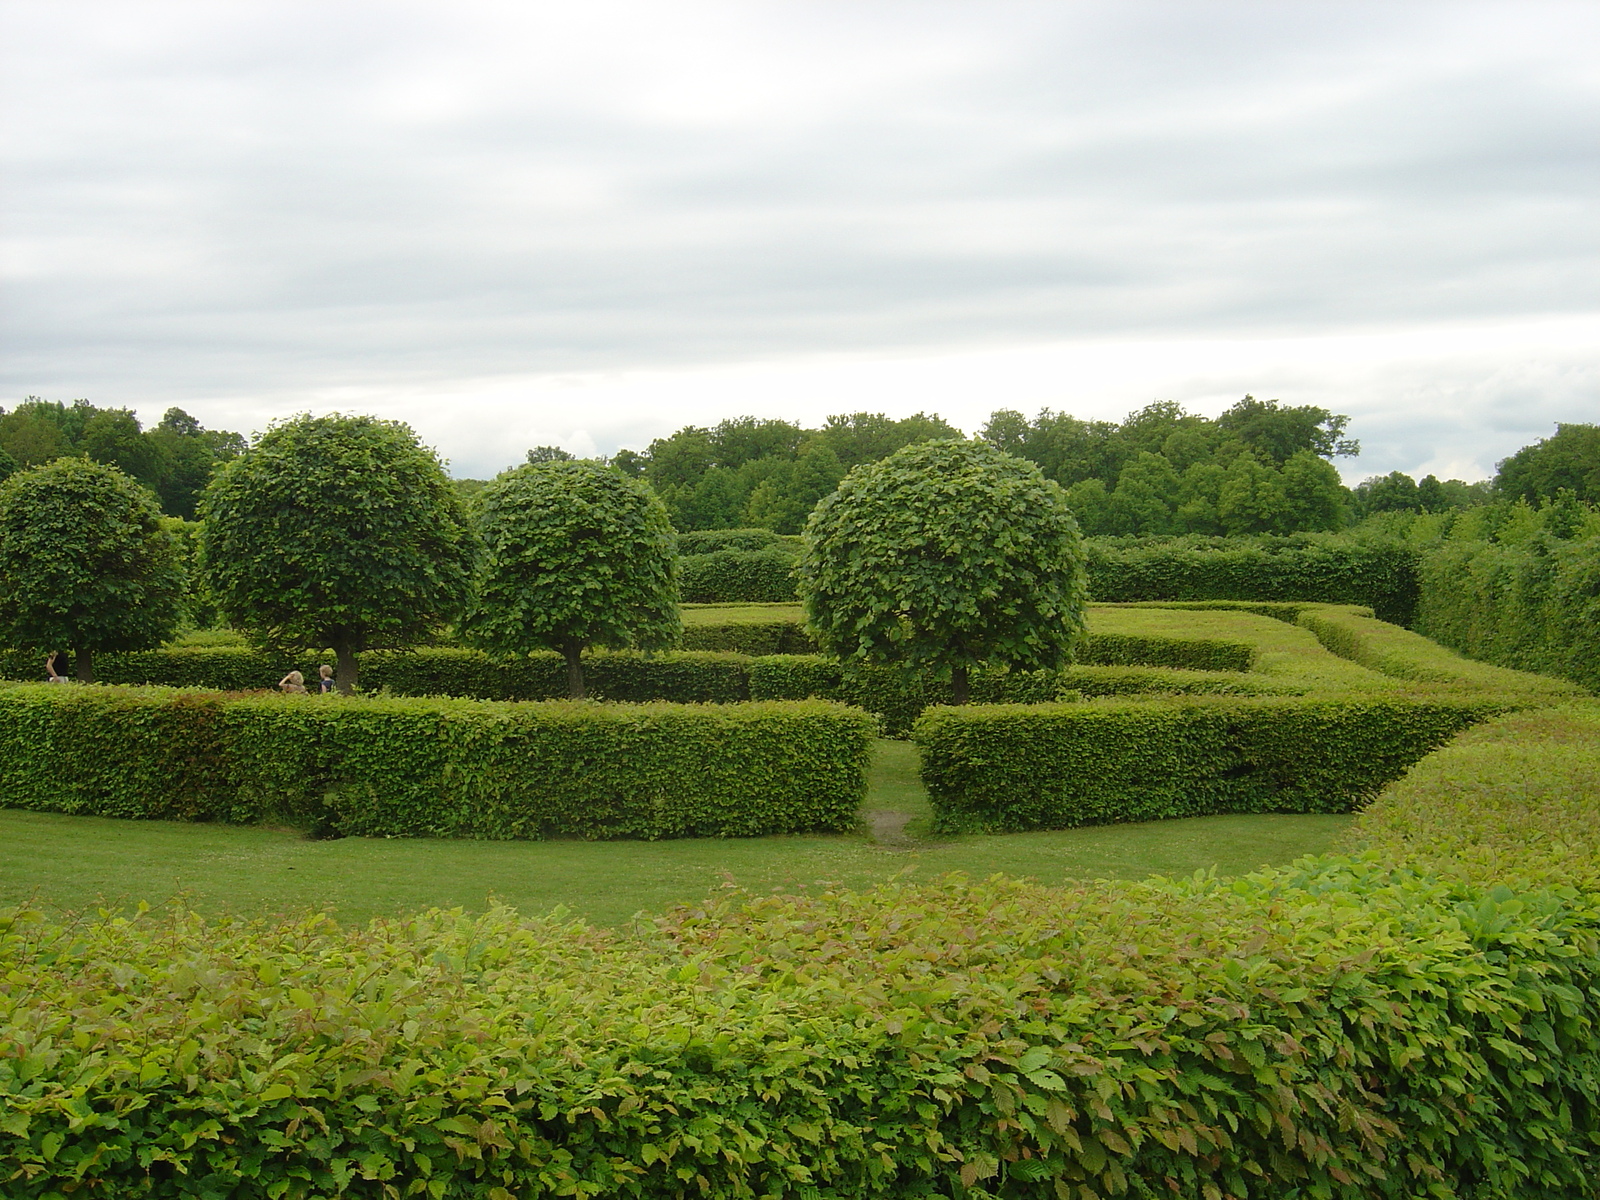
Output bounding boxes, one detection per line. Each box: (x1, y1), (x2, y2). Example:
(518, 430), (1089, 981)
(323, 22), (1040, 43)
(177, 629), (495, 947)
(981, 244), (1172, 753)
(1, 0), (1596, 466)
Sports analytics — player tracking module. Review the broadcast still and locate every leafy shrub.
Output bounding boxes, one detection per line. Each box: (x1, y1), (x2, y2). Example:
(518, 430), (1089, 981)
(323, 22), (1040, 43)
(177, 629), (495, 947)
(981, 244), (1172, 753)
(677, 547), (799, 603)
(1086, 534), (1421, 624)
(677, 619), (816, 655)
(914, 694), (1510, 832)
(0, 685), (873, 839)
(1415, 533), (1600, 692)
(5, 858), (1598, 1198)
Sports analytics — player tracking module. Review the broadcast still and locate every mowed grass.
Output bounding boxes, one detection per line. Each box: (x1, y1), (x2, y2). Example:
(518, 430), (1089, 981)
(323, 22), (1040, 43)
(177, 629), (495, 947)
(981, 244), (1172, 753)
(0, 741), (1350, 927)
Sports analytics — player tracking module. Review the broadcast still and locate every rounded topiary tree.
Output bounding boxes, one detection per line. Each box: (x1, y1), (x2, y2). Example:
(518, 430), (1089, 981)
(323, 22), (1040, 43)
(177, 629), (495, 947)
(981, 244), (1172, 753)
(460, 460), (680, 699)
(799, 438), (1088, 704)
(0, 457), (184, 682)
(199, 413), (474, 693)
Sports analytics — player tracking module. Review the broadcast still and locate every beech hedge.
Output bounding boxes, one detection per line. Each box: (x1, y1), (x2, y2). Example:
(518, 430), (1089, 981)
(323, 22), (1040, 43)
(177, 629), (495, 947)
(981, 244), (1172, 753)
(914, 694), (1510, 832)
(1415, 533), (1600, 693)
(678, 547), (799, 603)
(5, 851), (1598, 1197)
(0, 684), (874, 839)
(1085, 535), (1421, 624)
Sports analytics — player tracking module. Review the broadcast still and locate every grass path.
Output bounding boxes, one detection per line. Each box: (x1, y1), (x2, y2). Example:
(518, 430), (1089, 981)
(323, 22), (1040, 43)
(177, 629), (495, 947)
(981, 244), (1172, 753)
(0, 741), (1351, 927)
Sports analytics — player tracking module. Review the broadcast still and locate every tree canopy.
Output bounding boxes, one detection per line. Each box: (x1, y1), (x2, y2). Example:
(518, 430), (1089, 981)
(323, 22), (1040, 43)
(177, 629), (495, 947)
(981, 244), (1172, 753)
(798, 439), (1088, 703)
(0, 457), (183, 681)
(460, 460), (679, 699)
(198, 413), (474, 692)
(0, 398), (245, 519)
(1495, 423), (1600, 506)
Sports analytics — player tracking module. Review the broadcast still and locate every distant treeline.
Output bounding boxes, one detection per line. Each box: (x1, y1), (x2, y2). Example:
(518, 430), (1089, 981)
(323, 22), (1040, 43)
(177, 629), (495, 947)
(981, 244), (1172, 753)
(522, 398), (1595, 537)
(0, 397), (244, 520)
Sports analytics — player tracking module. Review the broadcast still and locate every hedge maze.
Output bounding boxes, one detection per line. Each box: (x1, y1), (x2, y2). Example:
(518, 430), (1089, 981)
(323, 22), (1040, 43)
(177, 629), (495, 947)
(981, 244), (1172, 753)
(4, 573), (1600, 1194)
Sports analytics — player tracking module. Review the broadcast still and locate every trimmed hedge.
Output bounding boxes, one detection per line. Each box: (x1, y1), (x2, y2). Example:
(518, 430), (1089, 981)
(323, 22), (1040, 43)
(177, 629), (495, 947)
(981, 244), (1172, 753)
(914, 694), (1510, 832)
(674, 527), (793, 555)
(1294, 602), (1585, 695)
(0, 684), (874, 839)
(1086, 534), (1421, 624)
(752, 655), (1280, 737)
(1415, 533), (1600, 692)
(6, 855), (1599, 1197)
(678, 547), (799, 603)
(1355, 701), (1600, 892)
(677, 619), (816, 656)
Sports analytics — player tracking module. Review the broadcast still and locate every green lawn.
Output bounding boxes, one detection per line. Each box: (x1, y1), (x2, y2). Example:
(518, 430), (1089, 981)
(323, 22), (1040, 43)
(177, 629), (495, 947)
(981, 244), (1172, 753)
(0, 740), (1350, 928)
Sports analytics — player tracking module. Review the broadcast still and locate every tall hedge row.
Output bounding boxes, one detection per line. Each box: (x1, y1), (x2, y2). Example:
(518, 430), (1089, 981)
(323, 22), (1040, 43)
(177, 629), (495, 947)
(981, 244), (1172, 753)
(1415, 533), (1600, 692)
(677, 547), (799, 603)
(0, 685), (874, 839)
(913, 694), (1509, 832)
(1085, 535), (1421, 624)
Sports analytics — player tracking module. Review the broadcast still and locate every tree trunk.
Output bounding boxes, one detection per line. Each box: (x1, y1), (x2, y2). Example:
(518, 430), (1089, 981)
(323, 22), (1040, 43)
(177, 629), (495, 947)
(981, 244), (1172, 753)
(951, 663), (969, 705)
(74, 647), (94, 684)
(333, 643), (358, 696)
(562, 641), (586, 700)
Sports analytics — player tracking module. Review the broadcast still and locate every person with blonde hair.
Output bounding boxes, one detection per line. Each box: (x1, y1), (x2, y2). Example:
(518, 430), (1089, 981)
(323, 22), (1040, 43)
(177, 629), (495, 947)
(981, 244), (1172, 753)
(278, 670), (307, 694)
(317, 664), (336, 694)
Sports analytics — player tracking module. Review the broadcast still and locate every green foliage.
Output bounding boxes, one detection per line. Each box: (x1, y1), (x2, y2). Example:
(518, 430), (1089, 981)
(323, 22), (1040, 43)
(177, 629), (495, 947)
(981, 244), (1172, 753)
(0, 458), (183, 681)
(1355, 702), (1600, 893)
(800, 440), (1089, 700)
(1086, 534), (1421, 624)
(199, 414), (475, 692)
(1495, 421), (1600, 504)
(0, 684), (872, 839)
(1415, 533), (1600, 692)
(461, 460), (679, 698)
(1294, 602), (1585, 694)
(7, 854), (1599, 1197)
(675, 527), (788, 555)
(678, 545), (799, 603)
(914, 695), (1510, 832)
(0, 398), (243, 518)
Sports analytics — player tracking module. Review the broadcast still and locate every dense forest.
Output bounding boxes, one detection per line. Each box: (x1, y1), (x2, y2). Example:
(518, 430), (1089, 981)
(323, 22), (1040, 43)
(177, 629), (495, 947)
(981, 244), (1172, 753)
(586, 396), (1510, 536)
(7, 392), (1594, 540)
(0, 397), (243, 520)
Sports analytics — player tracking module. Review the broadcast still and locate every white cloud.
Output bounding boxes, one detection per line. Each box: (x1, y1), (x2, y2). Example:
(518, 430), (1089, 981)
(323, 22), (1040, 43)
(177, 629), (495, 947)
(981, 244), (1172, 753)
(1, 0), (1596, 480)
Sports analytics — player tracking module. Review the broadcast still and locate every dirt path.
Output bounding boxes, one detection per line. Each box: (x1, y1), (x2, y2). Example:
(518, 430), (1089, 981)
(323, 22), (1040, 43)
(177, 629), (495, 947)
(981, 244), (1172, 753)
(866, 809), (917, 849)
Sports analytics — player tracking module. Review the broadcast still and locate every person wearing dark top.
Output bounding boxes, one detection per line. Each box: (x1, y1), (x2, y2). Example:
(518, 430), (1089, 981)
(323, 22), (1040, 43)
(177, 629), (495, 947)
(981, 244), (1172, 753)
(317, 664), (336, 694)
(45, 651), (69, 682)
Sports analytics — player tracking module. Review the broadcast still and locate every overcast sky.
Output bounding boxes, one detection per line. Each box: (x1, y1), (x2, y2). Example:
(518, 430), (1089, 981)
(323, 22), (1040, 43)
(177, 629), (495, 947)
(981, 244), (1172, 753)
(3, 1), (1596, 481)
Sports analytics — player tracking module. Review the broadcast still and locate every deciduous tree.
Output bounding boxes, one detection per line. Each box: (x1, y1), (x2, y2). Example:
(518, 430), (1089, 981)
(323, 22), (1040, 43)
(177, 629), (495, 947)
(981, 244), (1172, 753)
(199, 413), (473, 693)
(0, 458), (183, 681)
(460, 460), (679, 699)
(799, 439), (1088, 704)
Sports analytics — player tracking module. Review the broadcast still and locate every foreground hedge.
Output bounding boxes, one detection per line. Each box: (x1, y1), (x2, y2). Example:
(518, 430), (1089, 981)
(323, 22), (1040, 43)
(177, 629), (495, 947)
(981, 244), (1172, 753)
(5, 856), (1598, 1198)
(914, 694), (1509, 832)
(0, 685), (874, 839)
(1416, 533), (1600, 692)
(1086, 535), (1421, 624)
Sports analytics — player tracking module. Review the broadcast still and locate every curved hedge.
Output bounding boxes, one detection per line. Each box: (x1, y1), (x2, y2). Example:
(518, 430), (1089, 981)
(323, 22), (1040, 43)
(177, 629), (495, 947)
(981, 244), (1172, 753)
(1086, 535), (1421, 624)
(5, 768), (1599, 1197)
(0, 685), (874, 840)
(913, 694), (1509, 832)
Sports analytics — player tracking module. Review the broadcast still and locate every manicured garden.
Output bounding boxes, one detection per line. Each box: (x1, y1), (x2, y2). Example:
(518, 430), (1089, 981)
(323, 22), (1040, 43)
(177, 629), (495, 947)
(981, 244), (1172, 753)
(3, 421), (1599, 1197)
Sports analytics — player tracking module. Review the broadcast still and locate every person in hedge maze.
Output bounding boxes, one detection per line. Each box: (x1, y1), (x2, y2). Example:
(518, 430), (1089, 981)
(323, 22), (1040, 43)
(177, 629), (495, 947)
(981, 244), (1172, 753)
(44, 650), (69, 682)
(278, 670), (307, 694)
(317, 664), (335, 694)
